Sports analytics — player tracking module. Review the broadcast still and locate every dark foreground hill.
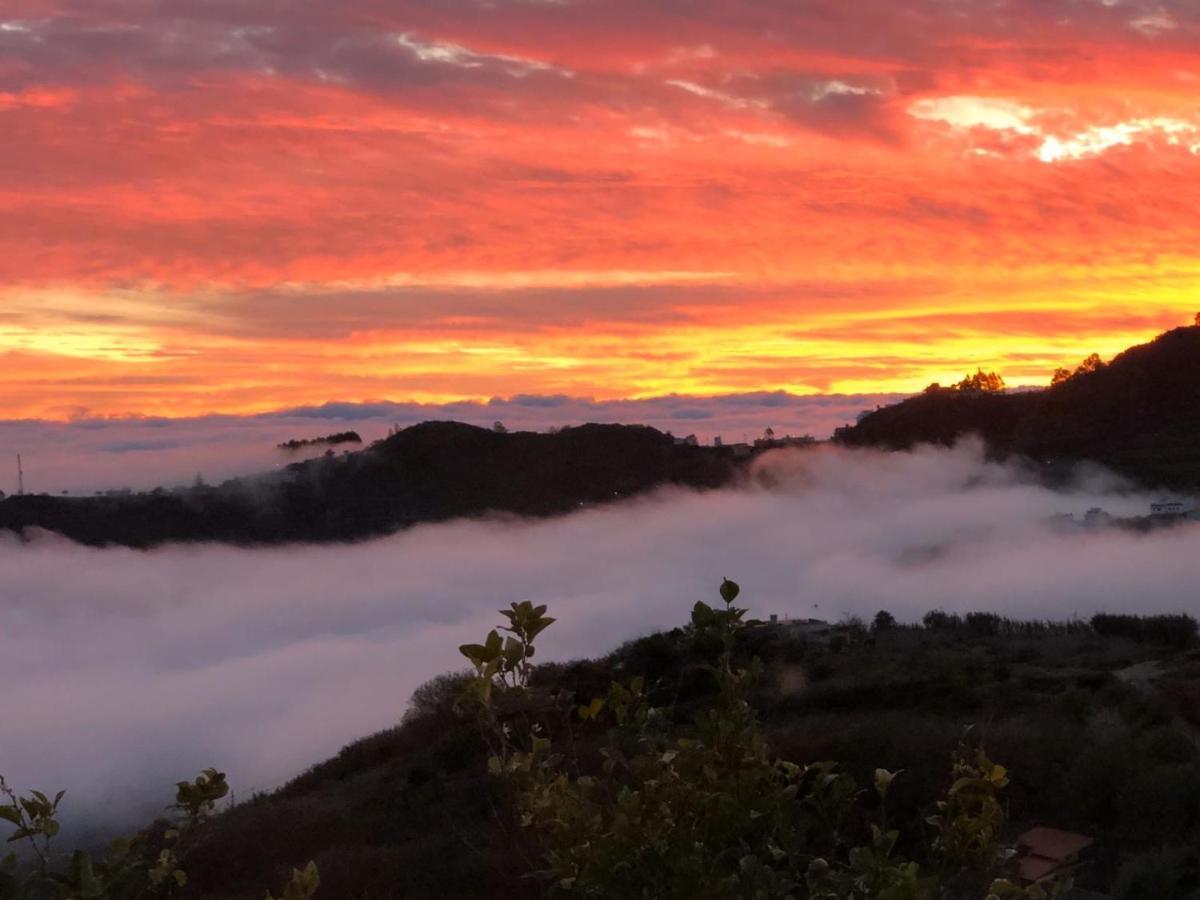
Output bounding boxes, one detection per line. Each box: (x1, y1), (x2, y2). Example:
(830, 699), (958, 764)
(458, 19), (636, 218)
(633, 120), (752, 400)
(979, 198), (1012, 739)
(839, 326), (1200, 489)
(8, 585), (1200, 898)
(176, 608), (1200, 899)
(0, 422), (739, 547)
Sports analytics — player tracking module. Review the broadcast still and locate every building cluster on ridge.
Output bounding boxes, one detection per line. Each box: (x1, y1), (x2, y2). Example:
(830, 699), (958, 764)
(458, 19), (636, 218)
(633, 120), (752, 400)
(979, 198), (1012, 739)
(673, 428), (818, 459)
(1053, 497), (1199, 531)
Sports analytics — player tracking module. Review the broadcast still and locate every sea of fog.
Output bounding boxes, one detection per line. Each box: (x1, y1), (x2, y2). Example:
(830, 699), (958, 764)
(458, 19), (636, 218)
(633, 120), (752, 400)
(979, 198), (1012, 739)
(2, 441), (1198, 838)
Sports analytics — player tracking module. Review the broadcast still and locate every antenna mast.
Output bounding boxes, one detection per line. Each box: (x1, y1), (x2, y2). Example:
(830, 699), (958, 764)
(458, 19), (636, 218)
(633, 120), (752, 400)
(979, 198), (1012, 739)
(16, 454), (23, 496)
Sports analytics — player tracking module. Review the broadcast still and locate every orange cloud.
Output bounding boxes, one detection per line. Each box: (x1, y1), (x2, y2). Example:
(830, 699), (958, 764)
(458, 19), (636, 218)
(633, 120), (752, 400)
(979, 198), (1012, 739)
(2, 1), (1200, 417)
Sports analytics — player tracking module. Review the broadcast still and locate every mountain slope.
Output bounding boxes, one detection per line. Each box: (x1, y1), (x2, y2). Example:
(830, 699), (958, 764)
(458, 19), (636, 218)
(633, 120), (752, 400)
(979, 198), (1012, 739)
(0, 422), (739, 547)
(839, 326), (1200, 488)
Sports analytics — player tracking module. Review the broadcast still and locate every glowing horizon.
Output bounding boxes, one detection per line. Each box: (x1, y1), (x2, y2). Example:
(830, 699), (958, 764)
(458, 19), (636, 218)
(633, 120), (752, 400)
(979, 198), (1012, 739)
(3, 1), (1200, 419)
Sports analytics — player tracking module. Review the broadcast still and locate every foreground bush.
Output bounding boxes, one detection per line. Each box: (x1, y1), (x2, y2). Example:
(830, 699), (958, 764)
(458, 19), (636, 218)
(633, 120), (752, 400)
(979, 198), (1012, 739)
(0, 770), (317, 900)
(458, 584), (1066, 899)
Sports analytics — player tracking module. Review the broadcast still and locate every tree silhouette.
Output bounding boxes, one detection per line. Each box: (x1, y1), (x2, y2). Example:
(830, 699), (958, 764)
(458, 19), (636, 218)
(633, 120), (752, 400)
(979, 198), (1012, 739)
(1050, 353), (1105, 386)
(954, 370), (1005, 393)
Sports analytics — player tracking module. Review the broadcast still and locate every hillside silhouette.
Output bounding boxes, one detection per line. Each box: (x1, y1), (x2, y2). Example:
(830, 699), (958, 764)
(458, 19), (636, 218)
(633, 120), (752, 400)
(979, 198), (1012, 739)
(6, 326), (1200, 547)
(0, 422), (737, 547)
(839, 325), (1200, 488)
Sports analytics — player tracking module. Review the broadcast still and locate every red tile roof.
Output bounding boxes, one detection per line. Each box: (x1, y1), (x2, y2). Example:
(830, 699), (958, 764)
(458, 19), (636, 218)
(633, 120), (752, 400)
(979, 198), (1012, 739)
(1017, 827), (1094, 861)
(1014, 826), (1094, 884)
(1016, 854), (1066, 883)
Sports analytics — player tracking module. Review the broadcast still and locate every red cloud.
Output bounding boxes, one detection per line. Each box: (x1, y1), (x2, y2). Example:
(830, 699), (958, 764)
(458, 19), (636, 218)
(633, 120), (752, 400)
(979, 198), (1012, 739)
(2, 1), (1200, 416)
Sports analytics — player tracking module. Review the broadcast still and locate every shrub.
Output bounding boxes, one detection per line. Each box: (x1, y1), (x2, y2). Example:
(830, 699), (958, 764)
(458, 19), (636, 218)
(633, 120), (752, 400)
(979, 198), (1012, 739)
(1091, 614), (1198, 649)
(923, 610), (963, 631)
(456, 582), (1068, 899)
(403, 670), (471, 723)
(0, 770), (319, 900)
(1143, 726), (1197, 766)
(1113, 763), (1200, 845)
(872, 610), (897, 632)
(965, 612), (1002, 637)
(1112, 846), (1200, 900)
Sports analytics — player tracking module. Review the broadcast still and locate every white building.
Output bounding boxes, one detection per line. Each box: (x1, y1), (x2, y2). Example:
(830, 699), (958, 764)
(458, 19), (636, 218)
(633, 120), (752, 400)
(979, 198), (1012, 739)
(1151, 498), (1196, 517)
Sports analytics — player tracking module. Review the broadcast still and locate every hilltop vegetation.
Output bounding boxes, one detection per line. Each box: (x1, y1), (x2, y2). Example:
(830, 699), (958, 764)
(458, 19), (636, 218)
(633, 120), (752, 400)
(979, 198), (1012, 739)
(276, 432), (363, 452)
(839, 326), (1200, 489)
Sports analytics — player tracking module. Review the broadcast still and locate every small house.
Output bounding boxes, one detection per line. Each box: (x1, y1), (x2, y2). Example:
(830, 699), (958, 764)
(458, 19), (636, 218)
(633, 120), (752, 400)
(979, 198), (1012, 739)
(1151, 498), (1195, 517)
(1013, 827), (1093, 884)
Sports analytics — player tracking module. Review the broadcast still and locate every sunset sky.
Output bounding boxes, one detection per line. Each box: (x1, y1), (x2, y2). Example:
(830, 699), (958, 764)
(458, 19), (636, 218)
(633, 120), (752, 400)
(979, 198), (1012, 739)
(3, 0), (1200, 419)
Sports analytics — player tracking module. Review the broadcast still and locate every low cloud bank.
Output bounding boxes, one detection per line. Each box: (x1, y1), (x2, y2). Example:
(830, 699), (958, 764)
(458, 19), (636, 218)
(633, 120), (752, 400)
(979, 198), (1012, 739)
(0, 392), (899, 495)
(0, 441), (1194, 838)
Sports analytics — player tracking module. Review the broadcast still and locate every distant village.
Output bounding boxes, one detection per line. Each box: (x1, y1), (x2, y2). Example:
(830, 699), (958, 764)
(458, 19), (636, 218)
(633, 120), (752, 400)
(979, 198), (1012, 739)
(1051, 496), (1200, 531)
(672, 426), (818, 458)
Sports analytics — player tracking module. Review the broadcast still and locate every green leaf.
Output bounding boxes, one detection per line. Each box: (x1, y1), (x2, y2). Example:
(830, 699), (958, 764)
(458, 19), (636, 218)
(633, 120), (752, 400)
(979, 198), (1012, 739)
(691, 601), (715, 628)
(458, 643), (486, 661)
(578, 697), (606, 720)
(502, 636), (524, 666)
(0, 807), (20, 826)
(720, 578), (740, 604)
(875, 767), (902, 796)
